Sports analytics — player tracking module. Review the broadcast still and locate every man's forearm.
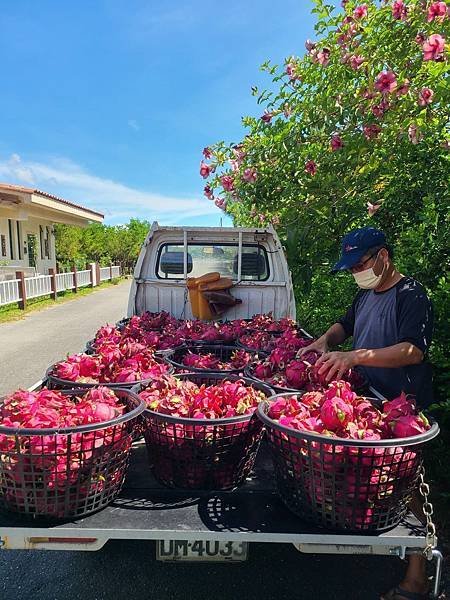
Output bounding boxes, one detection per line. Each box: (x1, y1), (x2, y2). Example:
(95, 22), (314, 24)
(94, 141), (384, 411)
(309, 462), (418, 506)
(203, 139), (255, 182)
(321, 323), (348, 348)
(354, 342), (423, 368)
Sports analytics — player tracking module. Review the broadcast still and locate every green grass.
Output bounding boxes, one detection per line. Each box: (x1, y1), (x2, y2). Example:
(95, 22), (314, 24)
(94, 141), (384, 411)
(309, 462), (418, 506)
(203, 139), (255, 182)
(0, 277), (128, 324)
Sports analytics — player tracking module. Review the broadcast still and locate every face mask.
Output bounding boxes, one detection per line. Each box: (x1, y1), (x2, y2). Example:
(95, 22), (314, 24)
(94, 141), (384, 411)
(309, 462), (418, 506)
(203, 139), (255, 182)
(352, 253), (386, 289)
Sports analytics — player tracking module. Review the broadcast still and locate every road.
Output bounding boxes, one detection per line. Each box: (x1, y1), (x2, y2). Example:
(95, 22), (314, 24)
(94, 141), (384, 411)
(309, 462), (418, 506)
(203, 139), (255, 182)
(0, 283), (411, 599)
(0, 280), (131, 396)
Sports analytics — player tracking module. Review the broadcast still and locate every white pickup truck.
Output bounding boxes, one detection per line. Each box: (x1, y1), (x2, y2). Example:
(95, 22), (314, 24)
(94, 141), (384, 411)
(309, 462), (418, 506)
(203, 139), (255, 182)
(0, 224), (443, 598)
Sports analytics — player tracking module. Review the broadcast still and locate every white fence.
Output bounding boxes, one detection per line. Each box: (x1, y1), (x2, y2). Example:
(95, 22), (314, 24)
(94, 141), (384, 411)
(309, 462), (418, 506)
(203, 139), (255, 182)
(76, 269), (91, 288)
(25, 275), (52, 300)
(99, 267), (111, 282)
(56, 272), (74, 293)
(0, 265), (121, 308)
(0, 279), (21, 306)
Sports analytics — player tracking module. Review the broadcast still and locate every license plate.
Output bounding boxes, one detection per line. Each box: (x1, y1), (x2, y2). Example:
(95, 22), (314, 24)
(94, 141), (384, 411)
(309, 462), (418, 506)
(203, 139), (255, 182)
(156, 539), (248, 562)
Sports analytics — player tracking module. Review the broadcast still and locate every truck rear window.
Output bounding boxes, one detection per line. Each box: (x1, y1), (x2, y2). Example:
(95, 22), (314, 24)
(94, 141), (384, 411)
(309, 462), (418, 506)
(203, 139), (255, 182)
(156, 243), (269, 281)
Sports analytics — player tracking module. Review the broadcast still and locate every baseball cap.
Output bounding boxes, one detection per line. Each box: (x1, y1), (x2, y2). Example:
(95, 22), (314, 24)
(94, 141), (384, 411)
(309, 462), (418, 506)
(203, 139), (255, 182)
(331, 227), (386, 272)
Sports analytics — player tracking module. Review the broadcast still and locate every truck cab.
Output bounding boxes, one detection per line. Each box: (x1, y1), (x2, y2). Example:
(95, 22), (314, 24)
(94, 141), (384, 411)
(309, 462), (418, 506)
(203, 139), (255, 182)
(127, 222), (296, 321)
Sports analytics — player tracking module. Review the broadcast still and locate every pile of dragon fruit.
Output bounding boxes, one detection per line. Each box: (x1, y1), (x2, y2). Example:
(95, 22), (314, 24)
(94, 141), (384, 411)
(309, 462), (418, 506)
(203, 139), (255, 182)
(179, 348), (253, 372)
(249, 347), (364, 391)
(51, 347), (169, 384)
(267, 381), (430, 440)
(90, 311), (302, 354)
(238, 328), (312, 353)
(0, 387), (135, 517)
(265, 382), (431, 529)
(139, 375), (266, 419)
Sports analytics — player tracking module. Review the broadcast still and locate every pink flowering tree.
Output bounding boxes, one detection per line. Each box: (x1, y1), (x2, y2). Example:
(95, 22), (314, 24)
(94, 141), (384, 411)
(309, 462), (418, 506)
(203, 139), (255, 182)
(200, 0), (449, 402)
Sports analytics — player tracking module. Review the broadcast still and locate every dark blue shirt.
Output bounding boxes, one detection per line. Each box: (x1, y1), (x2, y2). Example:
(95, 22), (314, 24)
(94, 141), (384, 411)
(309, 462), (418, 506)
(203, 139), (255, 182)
(338, 277), (433, 407)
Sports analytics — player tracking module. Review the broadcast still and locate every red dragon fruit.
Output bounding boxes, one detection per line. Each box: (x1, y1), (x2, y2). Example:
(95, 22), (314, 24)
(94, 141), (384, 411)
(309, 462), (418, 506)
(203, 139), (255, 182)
(320, 396), (354, 431)
(390, 413), (429, 438)
(285, 360), (309, 389)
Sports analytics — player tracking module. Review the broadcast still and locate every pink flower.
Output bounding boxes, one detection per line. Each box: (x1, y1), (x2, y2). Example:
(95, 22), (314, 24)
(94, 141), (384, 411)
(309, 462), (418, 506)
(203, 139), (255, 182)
(286, 62), (300, 81)
(232, 145), (246, 161)
(396, 79), (410, 95)
(214, 198), (227, 210)
(305, 39), (316, 52)
(200, 161), (211, 179)
(408, 124), (423, 144)
(415, 32), (426, 44)
(220, 174), (234, 191)
(330, 135), (344, 151)
(261, 111), (273, 123)
(316, 47), (331, 66)
(363, 124), (381, 140)
(243, 167), (258, 183)
(418, 87), (434, 106)
(427, 2), (448, 21)
(258, 214), (265, 223)
(367, 202), (381, 216)
(305, 160), (317, 175)
(392, 0), (407, 20)
(202, 147), (212, 159)
(204, 185), (214, 200)
(422, 34), (446, 60)
(353, 4), (368, 19)
(371, 99), (390, 117)
(232, 159), (244, 173)
(361, 88), (376, 100)
(349, 55), (365, 70)
(374, 70), (397, 93)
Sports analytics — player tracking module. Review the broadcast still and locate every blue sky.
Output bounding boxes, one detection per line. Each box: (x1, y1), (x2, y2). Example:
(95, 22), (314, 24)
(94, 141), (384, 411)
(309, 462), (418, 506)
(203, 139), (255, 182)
(0, 0), (315, 226)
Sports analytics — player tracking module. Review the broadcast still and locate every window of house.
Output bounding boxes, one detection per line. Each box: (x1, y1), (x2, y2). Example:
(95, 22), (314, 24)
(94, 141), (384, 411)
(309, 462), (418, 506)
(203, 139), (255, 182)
(1, 235), (6, 257)
(16, 221), (22, 260)
(39, 226), (45, 260)
(156, 243), (269, 281)
(45, 226), (51, 259)
(7, 219), (15, 260)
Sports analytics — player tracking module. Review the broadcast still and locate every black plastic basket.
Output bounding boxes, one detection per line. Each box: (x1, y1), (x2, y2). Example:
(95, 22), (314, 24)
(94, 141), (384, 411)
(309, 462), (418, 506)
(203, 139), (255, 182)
(45, 357), (173, 391)
(141, 373), (274, 490)
(0, 388), (145, 520)
(165, 344), (255, 374)
(257, 395), (439, 532)
(116, 317), (130, 330)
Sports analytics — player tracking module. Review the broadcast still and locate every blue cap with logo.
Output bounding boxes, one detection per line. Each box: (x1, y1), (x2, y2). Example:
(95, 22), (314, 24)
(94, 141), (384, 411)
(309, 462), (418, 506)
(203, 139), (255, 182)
(332, 227), (386, 272)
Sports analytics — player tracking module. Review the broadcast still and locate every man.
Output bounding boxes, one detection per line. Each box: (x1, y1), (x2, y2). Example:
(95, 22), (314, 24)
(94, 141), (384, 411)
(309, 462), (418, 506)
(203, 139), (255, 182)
(300, 226), (433, 407)
(299, 226), (433, 600)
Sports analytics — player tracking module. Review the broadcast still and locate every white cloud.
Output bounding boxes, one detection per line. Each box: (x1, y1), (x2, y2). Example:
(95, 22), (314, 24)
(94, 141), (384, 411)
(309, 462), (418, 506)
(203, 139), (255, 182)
(0, 153), (219, 224)
(128, 119), (140, 131)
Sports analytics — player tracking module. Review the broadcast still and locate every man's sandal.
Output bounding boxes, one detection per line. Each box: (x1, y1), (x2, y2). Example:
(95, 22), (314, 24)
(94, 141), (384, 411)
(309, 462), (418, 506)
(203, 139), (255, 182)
(381, 586), (429, 600)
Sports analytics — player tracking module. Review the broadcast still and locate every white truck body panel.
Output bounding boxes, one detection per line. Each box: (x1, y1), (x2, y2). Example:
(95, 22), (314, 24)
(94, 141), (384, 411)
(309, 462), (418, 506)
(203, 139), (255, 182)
(127, 223), (296, 320)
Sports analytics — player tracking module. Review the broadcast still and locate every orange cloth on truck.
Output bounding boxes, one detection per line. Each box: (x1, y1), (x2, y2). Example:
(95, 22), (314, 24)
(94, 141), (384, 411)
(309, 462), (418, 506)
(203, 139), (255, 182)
(187, 273), (235, 320)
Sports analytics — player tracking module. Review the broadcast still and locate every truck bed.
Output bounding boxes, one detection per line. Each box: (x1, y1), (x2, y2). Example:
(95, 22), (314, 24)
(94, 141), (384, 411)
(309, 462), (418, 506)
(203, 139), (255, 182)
(0, 441), (426, 550)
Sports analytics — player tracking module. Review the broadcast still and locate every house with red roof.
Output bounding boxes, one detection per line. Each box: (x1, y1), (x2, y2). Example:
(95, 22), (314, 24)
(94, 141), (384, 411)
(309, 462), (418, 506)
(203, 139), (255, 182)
(0, 183), (103, 275)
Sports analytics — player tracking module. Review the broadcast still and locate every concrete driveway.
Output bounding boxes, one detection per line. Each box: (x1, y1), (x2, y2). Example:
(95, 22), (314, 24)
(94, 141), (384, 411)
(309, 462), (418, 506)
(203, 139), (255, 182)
(0, 282), (411, 599)
(0, 279), (131, 396)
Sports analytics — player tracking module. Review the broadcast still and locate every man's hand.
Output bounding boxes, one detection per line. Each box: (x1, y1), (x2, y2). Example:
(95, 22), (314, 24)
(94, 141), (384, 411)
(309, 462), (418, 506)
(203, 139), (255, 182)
(316, 350), (357, 382)
(297, 337), (329, 358)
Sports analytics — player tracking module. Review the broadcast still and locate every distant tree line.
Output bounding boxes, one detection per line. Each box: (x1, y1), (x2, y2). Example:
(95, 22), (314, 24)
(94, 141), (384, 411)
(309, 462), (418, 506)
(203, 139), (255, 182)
(54, 219), (150, 273)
